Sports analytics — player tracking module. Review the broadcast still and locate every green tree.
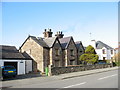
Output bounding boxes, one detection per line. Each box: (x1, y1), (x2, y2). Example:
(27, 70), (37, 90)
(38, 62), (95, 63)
(80, 45), (99, 65)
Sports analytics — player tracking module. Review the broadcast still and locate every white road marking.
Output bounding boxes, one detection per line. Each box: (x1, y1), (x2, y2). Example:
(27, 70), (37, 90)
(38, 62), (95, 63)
(63, 82), (86, 88)
(55, 82), (86, 90)
(98, 74), (117, 80)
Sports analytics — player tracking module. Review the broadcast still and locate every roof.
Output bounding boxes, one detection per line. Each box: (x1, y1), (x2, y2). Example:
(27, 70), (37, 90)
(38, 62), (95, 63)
(22, 52), (33, 60)
(43, 37), (57, 48)
(20, 35), (59, 49)
(0, 45), (26, 60)
(75, 41), (82, 49)
(59, 36), (72, 49)
(30, 36), (49, 48)
(96, 41), (113, 49)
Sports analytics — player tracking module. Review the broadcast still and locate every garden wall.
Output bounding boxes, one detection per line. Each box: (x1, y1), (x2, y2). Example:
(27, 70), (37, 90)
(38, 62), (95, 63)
(51, 64), (112, 75)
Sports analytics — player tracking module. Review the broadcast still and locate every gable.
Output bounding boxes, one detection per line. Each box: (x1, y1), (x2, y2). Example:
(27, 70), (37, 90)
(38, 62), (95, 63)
(75, 41), (85, 51)
(67, 37), (77, 50)
(20, 36), (43, 53)
(52, 37), (62, 49)
(79, 42), (85, 51)
(96, 41), (113, 50)
(19, 36), (49, 50)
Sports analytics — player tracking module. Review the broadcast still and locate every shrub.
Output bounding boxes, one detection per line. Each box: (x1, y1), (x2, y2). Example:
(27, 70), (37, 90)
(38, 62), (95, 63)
(79, 45), (99, 65)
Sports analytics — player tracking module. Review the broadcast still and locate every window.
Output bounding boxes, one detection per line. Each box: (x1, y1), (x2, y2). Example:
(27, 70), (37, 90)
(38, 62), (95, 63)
(55, 49), (59, 56)
(103, 57), (106, 60)
(111, 57), (113, 60)
(26, 49), (31, 54)
(70, 49), (74, 56)
(80, 50), (83, 53)
(70, 60), (75, 65)
(111, 50), (113, 54)
(55, 60), (60, 67)
(102, 49), (105, 54)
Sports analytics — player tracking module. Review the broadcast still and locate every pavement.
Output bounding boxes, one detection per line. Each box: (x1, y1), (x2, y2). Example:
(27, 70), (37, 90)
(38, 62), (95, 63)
(1, 66), (119, 89)
(56, 66), (119, 80)
(14, 69), (118, 88)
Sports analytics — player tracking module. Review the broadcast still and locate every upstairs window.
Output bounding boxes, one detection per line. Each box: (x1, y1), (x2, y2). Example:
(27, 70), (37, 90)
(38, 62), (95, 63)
(70, 49), (74, 56)
(102, 49), (105, 54)
(80, 49), (83, 53)
(55, 49), (59, 56)
(111, 50), (113, 54)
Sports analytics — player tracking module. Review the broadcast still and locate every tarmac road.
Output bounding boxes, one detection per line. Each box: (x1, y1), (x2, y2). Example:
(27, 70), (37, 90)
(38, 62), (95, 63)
(7, 69), (118, 89)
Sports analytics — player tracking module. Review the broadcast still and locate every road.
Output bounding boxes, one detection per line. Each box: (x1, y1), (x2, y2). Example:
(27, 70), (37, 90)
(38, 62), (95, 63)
(3, 69), (118, 89)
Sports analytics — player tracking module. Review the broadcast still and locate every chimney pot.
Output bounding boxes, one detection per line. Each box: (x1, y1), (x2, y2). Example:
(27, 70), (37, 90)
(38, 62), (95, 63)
(44, 29), (46, 32)
(49, 29), (51, 32)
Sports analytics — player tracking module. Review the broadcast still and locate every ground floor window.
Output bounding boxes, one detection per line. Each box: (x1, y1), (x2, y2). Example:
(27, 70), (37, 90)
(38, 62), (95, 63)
(103, 57), (106, 60)
(54, 60), (61, 67)
(111, 57), (113, 59)
(70, 60), (75, 65)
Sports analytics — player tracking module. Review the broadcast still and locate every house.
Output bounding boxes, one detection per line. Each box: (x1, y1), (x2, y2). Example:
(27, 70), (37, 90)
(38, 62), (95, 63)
(0, 45), (32, 75)
(90, 40), (114, 62)
(19, 29), (62, 73)
(20, 29), (85, 73)
(75, 41), (85, 64)
(58, 36), (78, 66)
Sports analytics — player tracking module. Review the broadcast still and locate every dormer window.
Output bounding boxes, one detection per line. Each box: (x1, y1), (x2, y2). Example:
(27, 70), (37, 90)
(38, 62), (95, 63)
(102, 49), (105, 54)
(111, 50), (113, 54)
(55, 49), (59, 56)
(70, 49), (74, 56)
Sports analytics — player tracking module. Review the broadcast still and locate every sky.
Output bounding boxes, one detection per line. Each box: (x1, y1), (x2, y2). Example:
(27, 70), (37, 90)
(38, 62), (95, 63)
(2, 2), (118, 49)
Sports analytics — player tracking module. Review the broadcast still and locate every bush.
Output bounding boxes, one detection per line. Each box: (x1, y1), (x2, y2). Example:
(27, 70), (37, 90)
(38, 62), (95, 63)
(79, 45), (99, 65)
(85, 45), (96, 54)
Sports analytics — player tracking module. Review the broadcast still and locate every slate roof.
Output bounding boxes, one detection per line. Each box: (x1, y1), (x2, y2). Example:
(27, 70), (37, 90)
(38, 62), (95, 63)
(30, 36), (49, 48)
(75, 41), (82, 49)
(0, 45), (26, 59)
(22, 52), (33, 60)
(59, 36), (72, 49)
(43, 37), (57, 48)
(96, 41), (113, 49)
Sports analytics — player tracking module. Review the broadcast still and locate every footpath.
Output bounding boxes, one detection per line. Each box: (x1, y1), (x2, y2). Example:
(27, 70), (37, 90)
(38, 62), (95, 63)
(1, 66), (119, 89)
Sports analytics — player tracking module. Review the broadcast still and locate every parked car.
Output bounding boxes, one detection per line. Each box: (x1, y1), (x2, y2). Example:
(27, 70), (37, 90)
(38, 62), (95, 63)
(2, 66), (17, 77)
(98, 62), (106, 64)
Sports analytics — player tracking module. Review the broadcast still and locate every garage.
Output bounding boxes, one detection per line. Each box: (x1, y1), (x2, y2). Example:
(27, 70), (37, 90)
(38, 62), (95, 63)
(4, 62), (18, 73)
(0, 45), (33, 75)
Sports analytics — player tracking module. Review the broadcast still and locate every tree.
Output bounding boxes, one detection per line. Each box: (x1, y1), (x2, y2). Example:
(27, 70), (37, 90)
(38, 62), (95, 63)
(79, 45), (99, 65)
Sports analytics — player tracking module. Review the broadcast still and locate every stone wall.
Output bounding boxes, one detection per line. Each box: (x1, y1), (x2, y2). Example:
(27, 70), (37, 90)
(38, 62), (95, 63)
(20, 37), (44, 72)
(51, 64), (112, 75)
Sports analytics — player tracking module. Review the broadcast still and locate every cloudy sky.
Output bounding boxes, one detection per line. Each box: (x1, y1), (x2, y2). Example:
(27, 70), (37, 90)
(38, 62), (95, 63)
(2, 2), (118, 49)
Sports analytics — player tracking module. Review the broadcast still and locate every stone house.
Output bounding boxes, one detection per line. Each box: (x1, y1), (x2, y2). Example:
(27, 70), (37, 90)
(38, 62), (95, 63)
(19, 29), (62, 72)
(20, 29), (85, 73)
(55, 32), (77, 66)
(75, 41), (85, 64)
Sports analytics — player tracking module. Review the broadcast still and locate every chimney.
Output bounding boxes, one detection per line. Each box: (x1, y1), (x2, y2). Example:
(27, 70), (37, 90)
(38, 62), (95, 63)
(43, 28), (53, 38)
(55, 31), (64, 38)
